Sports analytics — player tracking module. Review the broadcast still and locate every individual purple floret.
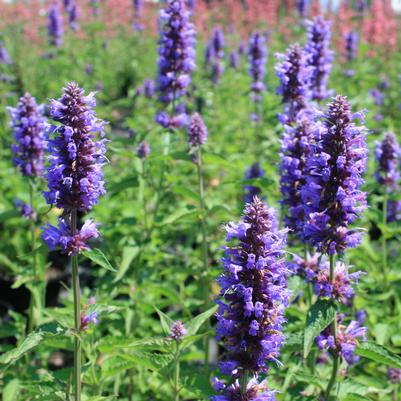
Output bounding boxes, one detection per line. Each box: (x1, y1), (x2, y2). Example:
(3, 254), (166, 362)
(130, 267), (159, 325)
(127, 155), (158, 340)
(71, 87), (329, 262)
(301, 96), (368, 254)
(312, 261), (364, 304)
(205, 27), (225, 84)
(388, 368), (401, 384)
(187, 113), (208, 147)
(170, 321), (187, 341)
(279, 111), (318, 233)
(8, 93), (47, 177)
(136, 140), (151, 159)
(304, 17), (334, 101)
(15, 199), (37, 221)
(344, 31), (359, 62)
(275, 44), (313, 123)
(0, 42), (12, 65)
(355, 309), (366, 325)
(44, 82), (107, 212)
(296, 0), (309, 17)
(212, 377), (276, 401)
(375, 132), (401, 191)
(42, 218), (99, 255)
(316, 318), (366, 365)
(248, 32), (267, 105)
(216, 197), (289, 376)
(291, 252), (321, 281)
(243, 163), (265, 204)
(156, 0), (196, 128)
(48, 1), (64, 47)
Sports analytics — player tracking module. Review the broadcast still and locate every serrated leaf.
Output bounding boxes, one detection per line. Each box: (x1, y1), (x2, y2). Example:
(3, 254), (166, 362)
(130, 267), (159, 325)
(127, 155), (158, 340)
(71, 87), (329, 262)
(154, 307), (173, 334)
(303, 299), (336, 358)
(355, 341), (401, 369)
(186, 306), (218, 336)
(82, 248), (116, 272)
(113, 246), (139, 282)
(99, 336), (172, 353)
(120, 350), (173, 370)
(158, 208), (199, 226)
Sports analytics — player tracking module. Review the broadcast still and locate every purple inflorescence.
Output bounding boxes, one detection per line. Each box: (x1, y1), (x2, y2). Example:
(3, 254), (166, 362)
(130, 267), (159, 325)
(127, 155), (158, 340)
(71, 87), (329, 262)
(48, 1), (64, 47)
(0, 42), (12, 65)
(279, 111), (319, 234)
(275, 44), (313, 123)
(296, 0), (309, 17)
(344, 31), (359, 62)
(316, 318), (366, 365)
(375, 132), (401, 191)
(387, 200), (401, 222)
(8, 93), (47, 177)
(80, 311), (99, 330)
(243, 163), (265, 204)
(369, 88), (384, 107)
(156, 0), (196, 128)
(301, 96), (368, 254)
(132, 0), (144, 30)
(304, 17), (334, 101)
(187, 113), (208, 147)
(388, 368), (401, 384)
(143, 79), (155, 98)
(248, 32), (267, 105)
(170, 320), (187, 341)
(136, 141), (151, 159)
(212, 377), (276, 401)
(205, 27), (225, 84)
(216, 197), (289, 377)
(42, 218), (99, 255)
(44, 82), (107, 212)
(67, 0), (79, 30)
(15, 199), (37, 221)
(229, 51), (240, 70)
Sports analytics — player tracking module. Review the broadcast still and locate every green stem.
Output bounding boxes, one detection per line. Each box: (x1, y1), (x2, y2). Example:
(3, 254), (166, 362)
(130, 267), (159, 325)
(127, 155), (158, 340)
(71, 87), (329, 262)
(325, 254), (339, 400)
(71, 209), (81, 401)
(240, 372), (249, 395)
(141, 159), (148, 236)
(174, 342), (180, 401)
(27, 179), (37, 334)
(382, 191), (388, 287)
(394, 383), (399, 401)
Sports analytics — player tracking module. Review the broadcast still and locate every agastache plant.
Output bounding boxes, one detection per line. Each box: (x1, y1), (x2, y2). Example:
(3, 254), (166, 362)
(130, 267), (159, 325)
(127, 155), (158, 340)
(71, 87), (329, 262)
(344, 30), (359, 63)
(132, 0), (144, 31)
(205, 27), (225, 85)
(304, 16), (334, 101)
(42, 82), (107, 401)
(48, 1), (64, 47)
(213, 197), (289, 400)
(0, 42), (12, 65)
(155, 0), (196, 129)
(248, 32), (267, 122)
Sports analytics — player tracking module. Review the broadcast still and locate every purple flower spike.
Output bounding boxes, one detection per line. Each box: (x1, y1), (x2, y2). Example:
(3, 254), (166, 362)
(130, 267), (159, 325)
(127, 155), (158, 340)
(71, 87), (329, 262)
(0, 42), (12, 65)
(136, 141), (151, 159)
(205, 27), (225, 84)
(156, 0), (196, 126)
(229, 51), (240, 70)
(67, 0), (79, 30)
(248, 32), (267, 105)
(48, 1), (64, 47)
(296, 0), (309, 17)
(304, 17), (334, 101)
(187, 113), (208, 147)
(8, 93), (47, 177)
(301, 96), (368, 254)
(375, 132), (401, 191)
(170, 321), (187, 341)
(216, 197), (289, 376)
(275, 44), (313, 123)
(243, 163), (265, 204)
(344, 31), (359, 62)
(44, 82), (107, 212)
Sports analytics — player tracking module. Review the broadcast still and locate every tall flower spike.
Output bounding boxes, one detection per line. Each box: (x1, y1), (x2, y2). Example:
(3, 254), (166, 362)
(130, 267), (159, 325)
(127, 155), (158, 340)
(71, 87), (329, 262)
(67, 0), (79, 30)
(187, 113), (208, 147)
(156, 0), (196, 128)
(48, 1), (64, 47)
(279, 110), (319, 234)
(304, 16), (334, 101)
(248, 32), (267, 106)
(275, 43), (313, 124)
(301, 95), (368, 254)
(9, 93), (47, 177)
(296, 0), (309, 17)
(216, 197), (289, 377)
(205, 27), (225, 84)
(243, 162), (265, 204)
(344, 31), (359, 63)
(0, 42), (12, 65)
(375, 132), (401, 191)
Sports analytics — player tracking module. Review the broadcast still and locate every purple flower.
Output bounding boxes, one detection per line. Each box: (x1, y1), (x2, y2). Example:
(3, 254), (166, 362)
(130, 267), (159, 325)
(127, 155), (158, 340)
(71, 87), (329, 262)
(243, 163), (265, 204)
(80, 311), (99, 330)
(279, 111), (319, 233)
(8, 93), (47, 177)
(301, 96), (368, 254)
(48, 1), (64, 47)
(44, 82), (107, 212)
(375, 132), (400, 191)
(85, 64), (93, 76)
(156, 0), (196, 126)
(316, 318), (366, 365)
(296, 0), (309, 17)
(248, 32), (267, 105)
(369, 88), (384, 107)
(275, 44), (313, 123)
(205, 27), (225, 84)
(388, 368), (401, 384)
(291, 252), (321, 281)
(212, 378), (276, 401)
(15, 199), (37, 221)
(304, 17), (334, 101)
(312, 261), (364, 304)
(344, 31), (359, 62)
(136, 141), (151, 159)
(229, 51), (240, 70)
(170, 321), (187, 341)
(67, 0), (79, 30)
(143, 79), (155, 98)
(355, 309), (366, 325)
(42, 218), (99, 255)
(0, 42), (12, 65)
(216, 197), (289, 376)
(187, 113), (208, 147)
(387, 200), (401, 222)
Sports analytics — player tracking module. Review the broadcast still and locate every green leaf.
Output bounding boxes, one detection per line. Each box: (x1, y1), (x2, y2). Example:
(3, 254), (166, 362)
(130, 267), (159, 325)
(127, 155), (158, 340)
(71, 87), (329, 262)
(113, 246), (139, 282)
(120, 351), (173, 370)
(172, 185), (201, 203)
(186, 306), (218, 336)
(108, 176), (138, 195)
(303, 299), (336, 358)
(154, 307), (173, 334)
(355, 341), (401, 369)
(82, 248), (116, 272)
(158, 208), (199, 226)
(3, 379), (21, 401)
(341, 394), (373, 401)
